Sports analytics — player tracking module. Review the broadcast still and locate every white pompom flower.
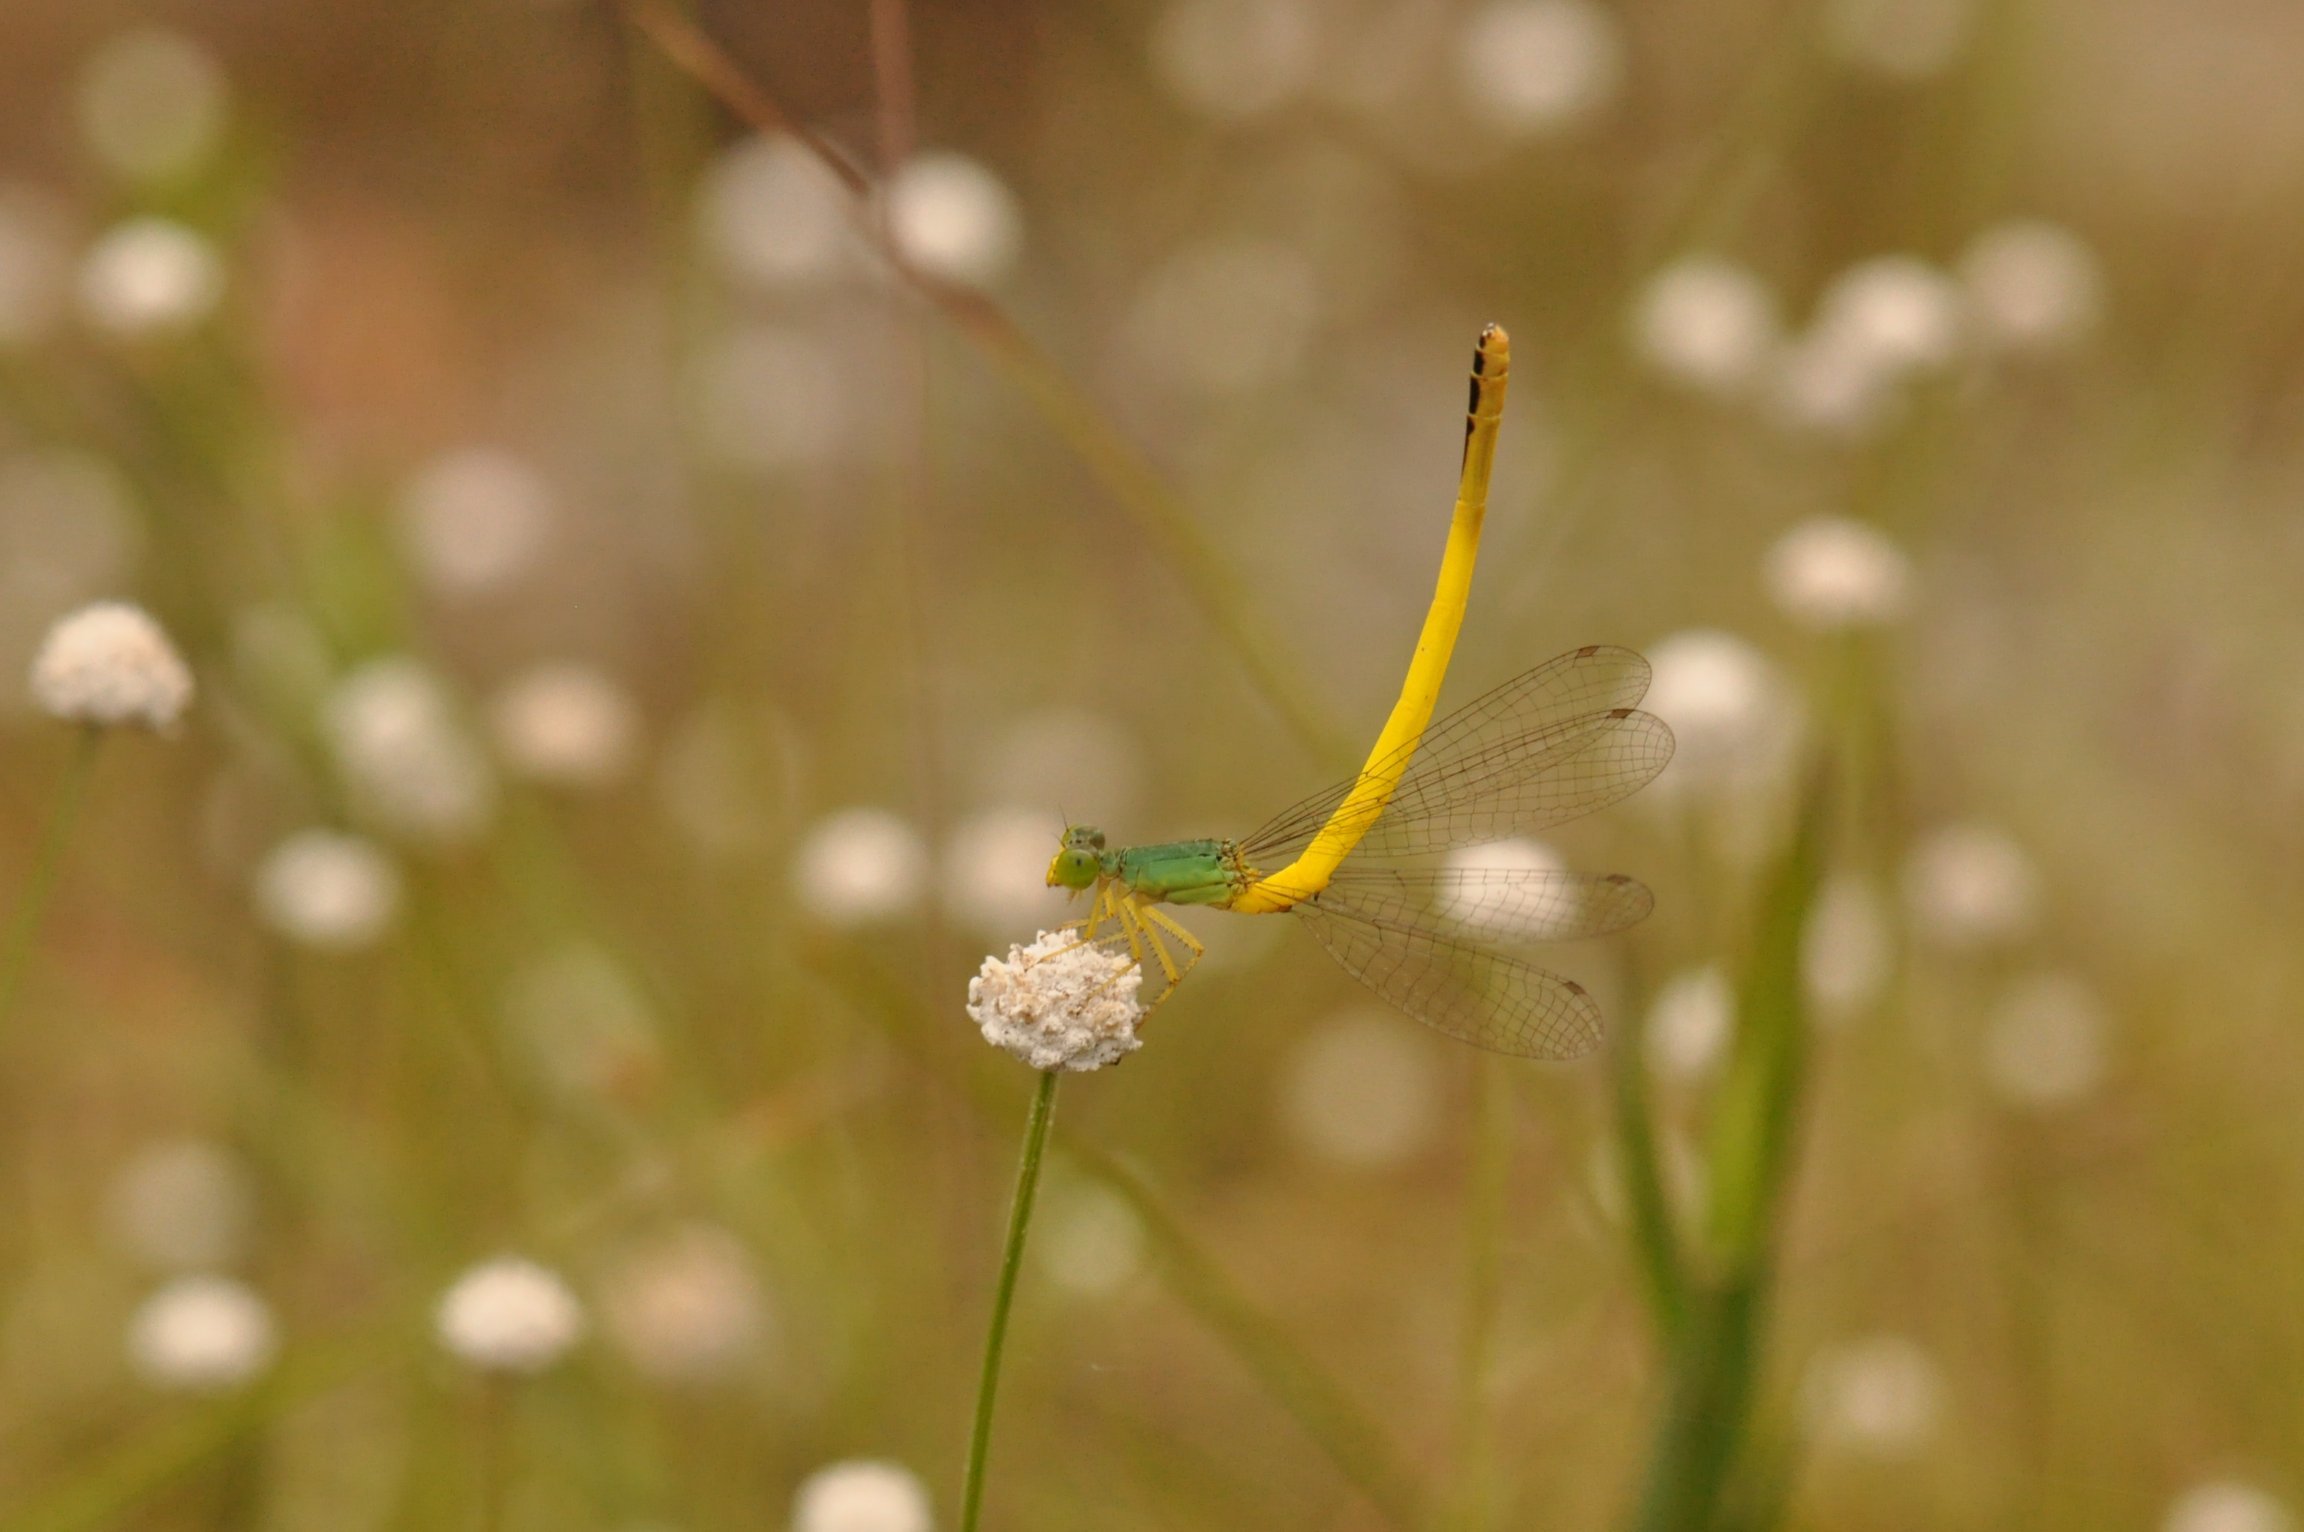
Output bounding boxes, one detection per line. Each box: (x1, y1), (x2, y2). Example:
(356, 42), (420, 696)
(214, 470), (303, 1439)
(435, 1256), (584, 1374)
(791, 1459), (933, 1532)
(967, 928), (1146, 1072)
(29, 600), (193, 730)
(253, 829), (401, 951)
(1762, 516), (1914, 631)
(127, 1275), (277, 1391)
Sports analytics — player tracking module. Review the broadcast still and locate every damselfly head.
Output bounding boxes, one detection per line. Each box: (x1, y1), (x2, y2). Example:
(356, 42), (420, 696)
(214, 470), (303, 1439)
(1045, 824), (1105, 890)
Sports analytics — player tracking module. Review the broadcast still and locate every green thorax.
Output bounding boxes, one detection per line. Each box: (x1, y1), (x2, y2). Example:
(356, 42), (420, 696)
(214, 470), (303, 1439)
(1105, 839), (1248, 907)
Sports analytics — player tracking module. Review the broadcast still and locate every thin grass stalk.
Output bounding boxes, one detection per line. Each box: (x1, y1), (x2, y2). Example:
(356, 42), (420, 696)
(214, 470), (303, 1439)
(1072, 1145), (1422, 1531)
(960, 1068), (1060, 1532)
(620, 0), (1349, 765)
(0, 727), (102, 1034)
(1631, 769), (1828, 1532)
(1611, 991), (1691, 1344)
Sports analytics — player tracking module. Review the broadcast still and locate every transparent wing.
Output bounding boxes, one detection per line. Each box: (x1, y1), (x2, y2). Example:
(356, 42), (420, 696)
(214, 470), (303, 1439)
(1239, 646), (1674, 862)
(1289, 868), (1649, 1058)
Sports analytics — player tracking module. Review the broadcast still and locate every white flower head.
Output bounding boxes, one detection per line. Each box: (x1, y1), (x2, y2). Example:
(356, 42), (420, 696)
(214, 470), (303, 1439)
(127, 1275), (276, 1390)
(791, 1459), (933, 1532)
(793, 807), (927, 925)
(601, 1223), (768, 1384)
(1763, 516), (1914, 631)
(1902, 821), (2038, 949)
(1457, 0), (1626, 135)
(490, 663), (641, 789)
(1642, 628), (1798, 794)
(1149, 0), (1317, 122)
(78, 217), (222, 337)
(1035, 1176), (1146, 1297)
(886, 151), (1023, 288)
(323, 658), (495, 844)
(697, 134), (859, 292)
(436, 1256), (584, 1374)
(105, 1139), (255, 1272)
(397, 447), (554, 597)
(78, 28), (228, 183)
(1645, 965), (1735, 1083)
(940, 807), (1073, 938)
(30, 600), (192, 729)
(1801, 1333), (1944, 1455)
(1802, 873), (1892, 1021)
(967, 928), (1145, 1072)
(1279, 1010), (1441, 1166)
(1824, 0), (1975, 81)
(2166, 1481), (2297, 1532)
(1632, 256), (1781, 395)
(1437, 837), (1584, 940)
(1983, 971), (2108, 1109)
(1814, 255), (1967, 377)
(1959, 219), (2103, 354)
(254, 829), (401, 951)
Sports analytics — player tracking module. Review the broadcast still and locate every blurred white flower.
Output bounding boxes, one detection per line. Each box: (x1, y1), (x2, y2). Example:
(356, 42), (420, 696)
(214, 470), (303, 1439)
(1902, 822), (2038, 949)
(1149, 0), (1317, 122)
(1814, 255), (1967, 377)
(78, 217), (222, 337)
(793, 807), (927, 925)
(1279, 1010), (1440, 1166)
(77, 28), (227, 182)
(1802, 873), (1892, 1021)
(1824, 0), (1975, 81)
(1801, 1334), (1943, 1455)
(1642, 628), (1798, 797)
(1983, 971), (2108, 1108)
(1124, 236), (1320, 397)
(30, 600), (193, 729)
(105, 1139), (255, 1272)
(1437, 837), (1581, 940)
(1645, 965), (1735, 1083)
(0, 186), (72, 346)
(254, 830), (401, 952)
(1457, 0), (1625, 135)
(1035, 1177), (1145, 1297)
(436, 1256), (584, 1374)
(325, 658), (495, 844)
(601, 1224), (768, 1384)
(697, 324), (849, 473)
(396, 447), (555, 598)
(886, 151), (1022, 288)
(128, 1275), (276, 1390)
(697, 134), (858, 291)
(940, 807), (1071, 938)
(2166, 1481), (2298, 1532)
(503, 944), (660, 1101)
(968, 928), (1145, 1071)
(1959, 219), (2103, 354)
(1631, 256), (1781, 396)
(490, 663), (641, 789)
(791, 1460), (933, 1532)
(1762, 516), (1913, 631)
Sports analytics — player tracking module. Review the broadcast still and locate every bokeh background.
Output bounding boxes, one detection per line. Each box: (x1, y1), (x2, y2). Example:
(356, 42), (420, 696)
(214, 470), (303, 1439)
(0, 0), (2300, 1528)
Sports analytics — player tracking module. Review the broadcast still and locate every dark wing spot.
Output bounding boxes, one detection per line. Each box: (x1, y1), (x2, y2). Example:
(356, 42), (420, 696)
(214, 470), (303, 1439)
(1608, 706), (1635, 718)
(1575, 643), (1599, 658)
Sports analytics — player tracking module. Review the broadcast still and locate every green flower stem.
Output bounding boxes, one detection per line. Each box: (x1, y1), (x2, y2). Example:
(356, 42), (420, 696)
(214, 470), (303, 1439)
(1631, 769), (1829, 1532)
(960, 1068), (1060, 1532)
(0, 728), (103, 1035)
(1445, 1053), (1512, 1531)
